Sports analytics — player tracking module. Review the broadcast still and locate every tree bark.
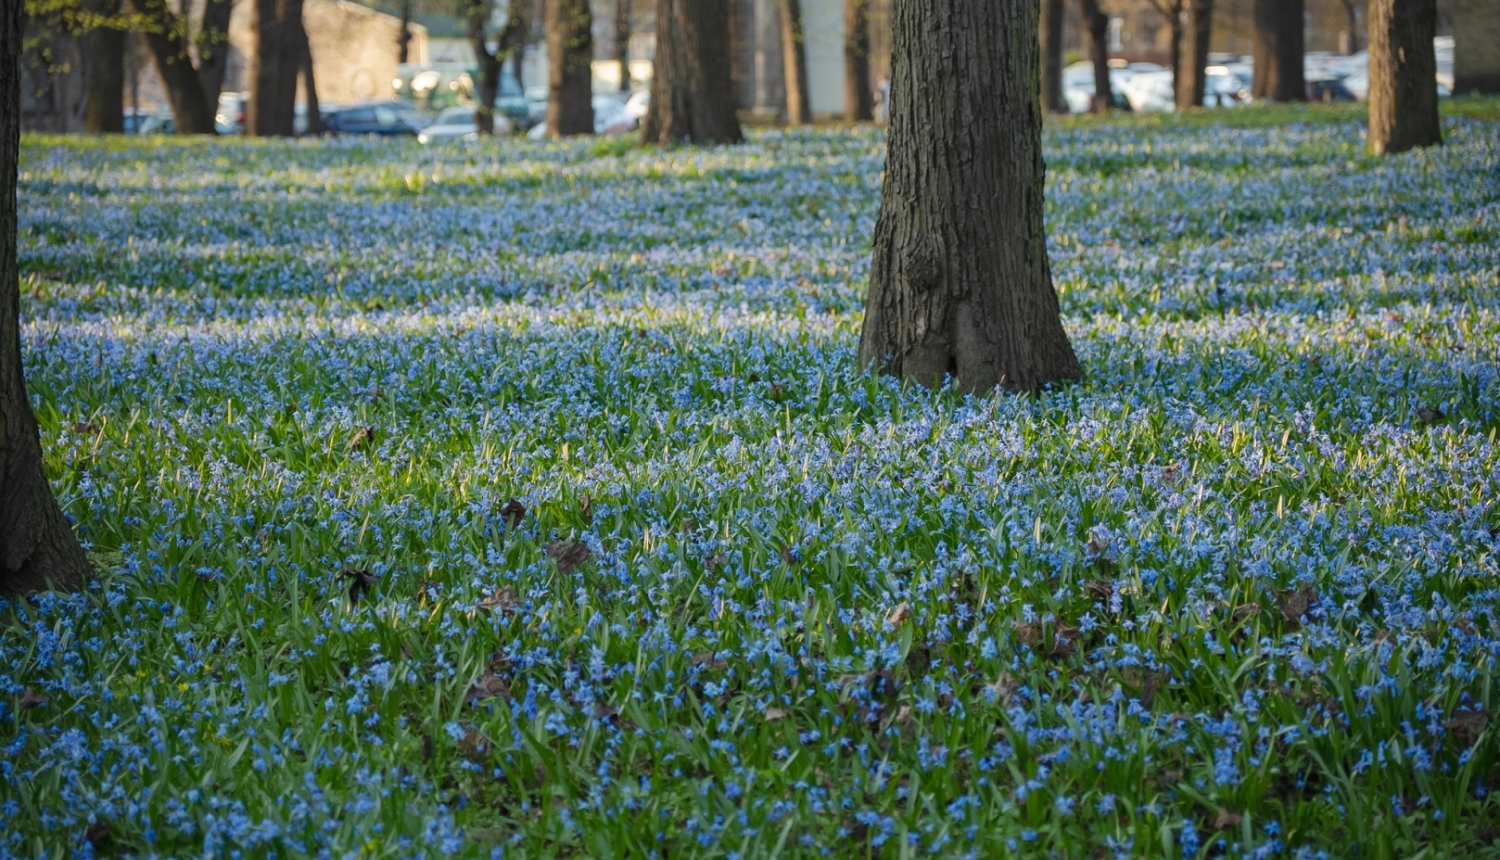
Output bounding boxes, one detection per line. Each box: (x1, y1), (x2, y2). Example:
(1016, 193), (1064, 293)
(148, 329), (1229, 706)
(845, 0), (872, 120)
(1252, 0), (1305, 101)
(642, 0), (743, 145)
(196, 0), (233, 111)
(1, 0), (93, 596)
(1079, 0), (1112, 113)
(1148, 0), (1184, 96)
(779, 0), (810, 124)
(616, 0), (631, 91)
(1039, 0), (1064, 113)
(1176, 0), (1213, 109)
(300, 24), (321, 135)
(248, 0), (303, 136)
(1338, 0), (1360, 54)
(859, 0), (1079, 394)
(467, 0), (504, 134)
(1368, 0), (1440, 154)
(545, 0), (594, 136)
(83, 0), (126, 133)
(127, 0), (218, 133)
(398, 0), (413, 64)
(1453, 0), (1500, 95)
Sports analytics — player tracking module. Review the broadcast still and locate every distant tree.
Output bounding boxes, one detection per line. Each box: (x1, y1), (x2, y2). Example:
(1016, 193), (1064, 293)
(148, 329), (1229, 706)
(641, 0), (742, 145)
(398, 0), (412, 64)
(1040, 0), (1065, 113)
(1176, 0), (1213, 108)
(1252, 0), (1304, 101)
(81, 0), (125, 132)
(1336, 0), (1360, 54)
(1, 0), (93, 595)
(465, 0), (525, 135)
(1145, 0), (1183, 92)
(1452, 0), (1500, 95)
(860, 0), (1079, 393)
(127, 0), (223, 132)
(544, 0), (592, 135)
(248, 0), (305, 136)
(844, 0), (872, 120)
(615, 0), (630, 92)
(299, 23), (321, 134)
(1078, 0), (1112, 113)
(1367, 0), (1440, 154)
(779, 0), (809, 124)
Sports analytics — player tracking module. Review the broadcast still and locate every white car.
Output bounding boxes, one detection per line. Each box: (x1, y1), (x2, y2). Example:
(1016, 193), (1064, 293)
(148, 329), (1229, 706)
(1123, 70), (1174, 112)
(419, 106), (478, 144)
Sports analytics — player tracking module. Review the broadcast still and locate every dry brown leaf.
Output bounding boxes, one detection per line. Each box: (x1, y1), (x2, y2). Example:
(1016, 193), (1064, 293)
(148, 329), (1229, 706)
(1230, 603), (1259, 626)
(1447, 708), (1491, 746)
(886, 602), (910, 628)
(340, 568), (377, 605)
(499, 499), (527, 530)
(18, 686), (47, 711)
(1051, 625), (1083, 658)
(1213, 808), (1243, 831)
(986, 672), (1019, 705)
(476, 585), (518, 612)
(591, 701), (619, 723)
(1013, 621), (1041, 646)
(1084, 579), (1113, 601)
(84, 822), (110, 848)
(547, 541), (592, 576)
(579, 495), (593, 521)
(466, 671), (512, 705)
(1277, 586), (1317, 629)
(346, 426), (375, 452)
(763, 707), (787, 722)
(1416, 407), (1445, 424)
(1086, 534), (1111, 558)
(689, 652), (728, 671)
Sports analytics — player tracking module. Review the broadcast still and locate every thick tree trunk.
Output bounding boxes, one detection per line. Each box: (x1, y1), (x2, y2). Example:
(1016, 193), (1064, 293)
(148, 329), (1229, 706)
(1453, 0), (1500, 95)
(616, 0), (631, 91)
(1368, 0), (1440, 154)
(196, 0), (233, 110)
(1177, 0), (1213, 109)
(300, 26), (321, 135)
(1252, 0), (1305, 101)
(248, 0), (303, 136)
(1040, 0), (1065, 113)
(1079, 0), (1112, 113)
(859, 0), (1079, 394)
(642, 0), (743, 145)
(83, 0), (125, 134)
(127, 0), (218, 133)
(398, 0), (413, 64)
(545, 0), (594, 136)
(779, 0), (811, 124)
(845, 0), (872, 120)
(1, 0), (92, 596)
(467, 0), (503, 134)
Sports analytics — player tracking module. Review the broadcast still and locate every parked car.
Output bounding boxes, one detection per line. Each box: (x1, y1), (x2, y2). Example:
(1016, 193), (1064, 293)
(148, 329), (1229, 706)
(1062, 62), (1135, 113)
(216, 92), (248, 134)
(417, 106), (509, 144)
(322, 102), (431, 136)
(524, 92), (641, 138)
(1204, 67), (1250, 106)
(124, 108), (174, 134)
(1307, 76), (1356, 102)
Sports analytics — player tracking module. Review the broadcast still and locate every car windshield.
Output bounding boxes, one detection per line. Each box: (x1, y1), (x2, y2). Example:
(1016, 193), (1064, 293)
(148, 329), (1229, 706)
(436, 107), (474, 125)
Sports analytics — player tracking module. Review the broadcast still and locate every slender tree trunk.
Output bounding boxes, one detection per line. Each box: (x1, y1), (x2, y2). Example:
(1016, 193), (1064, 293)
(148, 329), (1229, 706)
(845, 0), (872, 120)
(779, 0), (810, 124)
(1252, 0), (1304, 101)
(398, 0), (413, 64)
(1079, 0), (1112, 113)
(0, 0), (92, 596)
(248, 0), (303, 136)
(1338, 0), (1360, 54)
(196, 0), (233, 110)
(1177, 0), (1213, 108)
(467, 0), (503, 134)
(1368, 0), (1440, 154)
(859, 0), (1079, 393)
(616, 0), (631, 91)
(1453, 0), (1500, 95)
(1149, 0), (1184, 96)
(642, 0), (743, 145)
(83, 0), (126, 133)
(1040, 0), (1064, 113)
(545, 0), (594, 136)
(127, 0), (218, 133)
(300, 25), (321, 135)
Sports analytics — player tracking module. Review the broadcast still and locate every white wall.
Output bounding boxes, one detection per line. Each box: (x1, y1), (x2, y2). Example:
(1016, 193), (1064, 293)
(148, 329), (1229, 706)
(802, 0), (846, 115)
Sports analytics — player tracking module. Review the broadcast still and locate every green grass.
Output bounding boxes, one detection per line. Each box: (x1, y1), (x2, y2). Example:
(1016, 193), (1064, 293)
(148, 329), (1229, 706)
(3, 107), (1500, 858)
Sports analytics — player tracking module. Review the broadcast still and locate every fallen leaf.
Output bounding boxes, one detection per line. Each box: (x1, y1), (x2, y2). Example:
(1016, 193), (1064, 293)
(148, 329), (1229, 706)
(71, 421), (99, 435)
(591, 701), (619, 723)
(689, 652), (728, 671)
(763, 707), (787, 722)
(547, 541), (592, 576)
(476, 585), (518, 612)
(1416, 407), (1445, 424)
(346, 426), (375, 452)
(18, 687), (47, 710)
(499, 499), (527, 530)
(1084, 579), (1113, 601)
(1277, 586), (1317, 629)
(84, 822), (110, 847)
(779, 544), (800, 565)
(1230, 603), (1259, 626)
(1013, 621), (1041, 646)
(340, 568), (378, 605)
(1447, 708), (1491, 746)
(1086, 534), (1111, 558)
(1051, 625), (1083, 658)
(466, 671), (512, 705)
(886, 602), (910, 628)
(1213, 808), (1243, 830)
(705, 552), (728, 570)
(986, 672), (1019, 705)
(579, 495), (593, 521)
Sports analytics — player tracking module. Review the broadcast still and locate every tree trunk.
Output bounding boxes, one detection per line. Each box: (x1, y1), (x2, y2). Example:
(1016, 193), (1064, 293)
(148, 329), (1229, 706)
(1079, 0), (1112, 113)
(844, 0), (872, 120)
(1149, 0), (1184, 97)
(642, 0), (743, 145)
(0, 0), (93, 596)
(398, 0), (413, 64)
(83, 0), (125, 133)
(300, 25), (321, 135)
(196, 0), (233, 110)
(1338, 0), (1360, 54)
(467, 0), (503, 134)
(545, 0), (594, 136)
(1176, 0), (1213, 109)
(1039, 0), (1064, 113)
(1252, 0), (1305, 101)
(859, 0), (1079, 394)
(248, 0), (303, 136)
(1453, 0), (1500, 95)
(616, 0), (631, 91)
(127, 0), (218, 133)
(1368, 0), (1440, 154)
(779, 0), (810, 124)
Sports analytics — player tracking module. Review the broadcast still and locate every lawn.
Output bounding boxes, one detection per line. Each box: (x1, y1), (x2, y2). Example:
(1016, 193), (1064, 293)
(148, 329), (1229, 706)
(4, 104), (1500, 858)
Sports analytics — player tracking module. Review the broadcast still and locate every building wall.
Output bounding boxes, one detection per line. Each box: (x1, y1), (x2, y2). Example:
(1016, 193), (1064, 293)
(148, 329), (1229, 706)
(229, 0), (428, 104)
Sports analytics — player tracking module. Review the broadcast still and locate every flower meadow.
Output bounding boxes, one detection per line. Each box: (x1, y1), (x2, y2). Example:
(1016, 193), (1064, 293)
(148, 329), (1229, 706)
(5, 108), (1500, 858)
